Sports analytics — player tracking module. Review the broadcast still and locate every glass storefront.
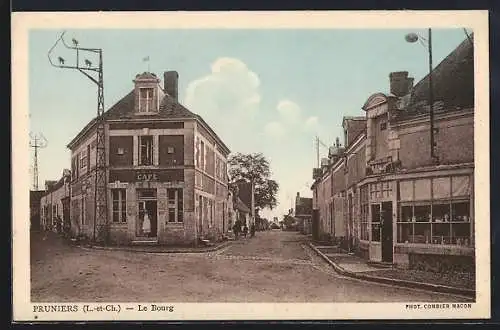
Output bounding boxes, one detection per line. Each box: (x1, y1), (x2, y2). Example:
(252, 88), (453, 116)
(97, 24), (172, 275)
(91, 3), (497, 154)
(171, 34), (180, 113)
(396, 176), (472, 246)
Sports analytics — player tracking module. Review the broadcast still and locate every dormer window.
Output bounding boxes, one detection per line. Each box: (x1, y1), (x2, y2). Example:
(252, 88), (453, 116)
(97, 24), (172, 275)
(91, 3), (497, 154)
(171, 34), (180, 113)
(139, 87), (155, 113)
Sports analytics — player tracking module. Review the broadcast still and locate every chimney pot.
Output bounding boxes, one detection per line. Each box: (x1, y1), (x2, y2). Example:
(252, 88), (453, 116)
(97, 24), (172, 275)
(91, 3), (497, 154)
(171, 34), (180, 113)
(164, 71), (179, 102)
(389, 71), (413, 97)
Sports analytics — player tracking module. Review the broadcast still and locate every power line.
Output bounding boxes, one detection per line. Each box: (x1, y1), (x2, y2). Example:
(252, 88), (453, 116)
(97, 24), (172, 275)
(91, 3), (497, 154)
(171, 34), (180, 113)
(48, 31), (108, 245)
(29, 132), (48, 191)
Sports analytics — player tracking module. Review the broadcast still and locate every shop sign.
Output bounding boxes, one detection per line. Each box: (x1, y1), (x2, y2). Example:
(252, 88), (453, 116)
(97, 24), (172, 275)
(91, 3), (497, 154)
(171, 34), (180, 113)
(136, 172), (159, 182)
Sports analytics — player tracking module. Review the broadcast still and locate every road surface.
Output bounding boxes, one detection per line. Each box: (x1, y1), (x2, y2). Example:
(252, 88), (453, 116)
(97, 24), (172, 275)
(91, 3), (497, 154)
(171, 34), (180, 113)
(30, 230), (472, 302)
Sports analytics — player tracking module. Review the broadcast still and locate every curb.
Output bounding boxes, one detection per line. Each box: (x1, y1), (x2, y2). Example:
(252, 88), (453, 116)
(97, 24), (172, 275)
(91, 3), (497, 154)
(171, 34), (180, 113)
(80, 241), (232, 254)
(307, 242), (475, 298)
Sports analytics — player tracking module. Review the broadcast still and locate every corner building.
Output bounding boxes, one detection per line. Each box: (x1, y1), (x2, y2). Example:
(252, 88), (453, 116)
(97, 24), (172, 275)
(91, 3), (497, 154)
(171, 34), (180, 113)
(68, 71), (230, 245)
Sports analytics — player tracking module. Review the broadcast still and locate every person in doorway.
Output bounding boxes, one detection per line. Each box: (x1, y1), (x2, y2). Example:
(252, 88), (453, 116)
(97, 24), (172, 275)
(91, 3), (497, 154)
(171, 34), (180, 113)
(142, 211), (152, 237)
(242, 224), (248, 238)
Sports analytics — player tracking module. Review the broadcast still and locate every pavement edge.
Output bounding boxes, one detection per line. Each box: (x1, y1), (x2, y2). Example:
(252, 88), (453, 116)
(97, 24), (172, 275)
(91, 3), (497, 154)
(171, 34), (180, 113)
(307, 242), (475, 298)
(81, 240), (232, 254)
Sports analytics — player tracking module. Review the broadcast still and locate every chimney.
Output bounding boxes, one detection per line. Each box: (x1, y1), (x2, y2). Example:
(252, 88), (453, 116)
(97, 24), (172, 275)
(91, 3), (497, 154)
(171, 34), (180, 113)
(389, 71), (413, 97)
(164, 71), (179, 102)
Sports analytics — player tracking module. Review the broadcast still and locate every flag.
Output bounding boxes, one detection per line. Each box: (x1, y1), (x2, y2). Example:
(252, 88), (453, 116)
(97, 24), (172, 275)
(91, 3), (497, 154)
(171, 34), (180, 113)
(143, 56), (150, 62)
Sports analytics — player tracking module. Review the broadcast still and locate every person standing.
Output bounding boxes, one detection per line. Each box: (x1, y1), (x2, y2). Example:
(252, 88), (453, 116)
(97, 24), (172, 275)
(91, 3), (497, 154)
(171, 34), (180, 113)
(250, 223), (256, 238)
(142, 211), (152, 237)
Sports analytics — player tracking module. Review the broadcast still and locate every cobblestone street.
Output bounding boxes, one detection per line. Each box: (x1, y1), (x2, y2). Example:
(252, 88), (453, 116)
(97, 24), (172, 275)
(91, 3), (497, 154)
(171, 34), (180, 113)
(31, 230), (472, 302)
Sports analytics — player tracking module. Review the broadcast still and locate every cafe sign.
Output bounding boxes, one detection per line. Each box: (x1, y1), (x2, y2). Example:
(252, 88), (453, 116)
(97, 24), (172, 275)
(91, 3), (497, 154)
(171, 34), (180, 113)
(136, 172), (159, 182)
(109, 169), (184, 183)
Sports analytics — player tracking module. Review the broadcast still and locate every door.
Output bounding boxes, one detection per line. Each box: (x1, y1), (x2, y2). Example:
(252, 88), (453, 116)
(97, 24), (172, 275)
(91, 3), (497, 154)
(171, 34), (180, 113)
(348, 194), (353, 251)
(145, 200), (158, 237)
(381, 201), (393, 262)
(198, 195), (203, 237)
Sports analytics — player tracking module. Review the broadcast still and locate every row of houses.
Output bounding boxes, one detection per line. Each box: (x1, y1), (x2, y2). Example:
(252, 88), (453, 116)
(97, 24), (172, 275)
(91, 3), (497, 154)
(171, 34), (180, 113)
(32, 70), (253, 246)
(311, 35), (475, 273)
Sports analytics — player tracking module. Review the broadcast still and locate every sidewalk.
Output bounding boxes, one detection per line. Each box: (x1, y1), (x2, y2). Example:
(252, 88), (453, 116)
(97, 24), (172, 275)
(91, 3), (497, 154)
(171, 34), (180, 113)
(79, 240), (232, 254)
(308, 242), (475, 298)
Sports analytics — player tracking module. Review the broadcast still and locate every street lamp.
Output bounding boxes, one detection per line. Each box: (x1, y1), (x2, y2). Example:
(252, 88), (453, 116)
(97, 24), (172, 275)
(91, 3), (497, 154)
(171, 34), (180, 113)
(405, 29), (438, 164)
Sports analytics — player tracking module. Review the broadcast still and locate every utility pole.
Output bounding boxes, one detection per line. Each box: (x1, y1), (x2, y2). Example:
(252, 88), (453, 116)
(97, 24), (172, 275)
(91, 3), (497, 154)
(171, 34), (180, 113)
(29, 132), (47, 191)
(48, 31), (109, 245)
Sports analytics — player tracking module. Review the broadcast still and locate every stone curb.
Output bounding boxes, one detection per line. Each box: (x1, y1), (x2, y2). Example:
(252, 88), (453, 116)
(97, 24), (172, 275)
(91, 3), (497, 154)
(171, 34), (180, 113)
(307, 242), (475, 298)
(80, 241), (232, 254)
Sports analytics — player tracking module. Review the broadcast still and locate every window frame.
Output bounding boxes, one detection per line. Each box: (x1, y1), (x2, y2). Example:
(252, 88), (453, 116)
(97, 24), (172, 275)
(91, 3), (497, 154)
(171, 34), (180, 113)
(167, 188), (184, 223)
(112, 188), (127, 223)
(139, 135), (154, 166)
(138, 87), (155, 113)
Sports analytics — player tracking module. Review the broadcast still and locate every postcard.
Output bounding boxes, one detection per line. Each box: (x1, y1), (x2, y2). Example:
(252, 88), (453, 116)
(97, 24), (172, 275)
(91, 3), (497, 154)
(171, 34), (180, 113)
(12, 10), (490, 321)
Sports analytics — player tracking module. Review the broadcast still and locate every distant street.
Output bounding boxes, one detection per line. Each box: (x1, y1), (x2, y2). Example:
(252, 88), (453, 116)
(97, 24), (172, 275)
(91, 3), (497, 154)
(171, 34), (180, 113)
(31, 230), (471, 302)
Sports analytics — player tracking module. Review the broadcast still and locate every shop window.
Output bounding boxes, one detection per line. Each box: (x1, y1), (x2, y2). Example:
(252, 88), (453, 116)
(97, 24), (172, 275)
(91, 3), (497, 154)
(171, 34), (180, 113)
(371, 204), (381, 242)
(139, 136), (153, 166)
(167, 188), (183, 223)
(112, 189), (127, 223)
(139, 88), (155, 113)
(414, 179), (431, 201)
(396, 200), (471, 246)
(360, 185), (369, 241)
(452, 176), (471, 197)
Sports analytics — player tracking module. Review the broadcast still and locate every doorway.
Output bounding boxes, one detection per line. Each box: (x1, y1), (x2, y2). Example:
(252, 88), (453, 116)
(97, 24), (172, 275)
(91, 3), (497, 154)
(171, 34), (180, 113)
(137, 200), (158, 238)
(136, 188), (158, 238)
(381, 201), (393, 262)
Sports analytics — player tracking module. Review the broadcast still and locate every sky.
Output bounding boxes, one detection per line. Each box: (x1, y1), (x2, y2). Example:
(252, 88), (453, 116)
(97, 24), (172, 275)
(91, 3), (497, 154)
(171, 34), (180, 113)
(29, 28), (470, 221)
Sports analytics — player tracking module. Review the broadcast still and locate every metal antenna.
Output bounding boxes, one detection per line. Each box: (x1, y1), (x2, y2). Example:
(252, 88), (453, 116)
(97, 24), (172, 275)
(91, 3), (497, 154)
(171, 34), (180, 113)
(48, 31), (108, 245)
(29, 132), (48, 190)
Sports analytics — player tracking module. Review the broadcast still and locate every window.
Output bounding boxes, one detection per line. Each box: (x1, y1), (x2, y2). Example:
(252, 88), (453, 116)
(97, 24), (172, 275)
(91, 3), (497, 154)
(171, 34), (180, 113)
(371, 204), (381, 241)
(397, 178), (472, 246)
(81, 197), (86, 225)
(112, 189), (127, 223)
(360, 185), (369, 241)
(370, 182), (392, 199)
(380, 121), (387, 131)
(139, 88), (155, 112)
(80, 152), (87, 170)
(167, 188), (183, 223)
(200, 140), (205, 170)
(139, 136), (153, 165)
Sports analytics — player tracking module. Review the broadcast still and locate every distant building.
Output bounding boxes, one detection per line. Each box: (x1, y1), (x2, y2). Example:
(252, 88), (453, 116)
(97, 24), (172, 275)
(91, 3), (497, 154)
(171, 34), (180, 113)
(30, 190), (45, 231)
(40, 170), (71, 232)
(295, 192), (312, 235)
(67, 71), (230, 245)
(312, 35), (474, 274)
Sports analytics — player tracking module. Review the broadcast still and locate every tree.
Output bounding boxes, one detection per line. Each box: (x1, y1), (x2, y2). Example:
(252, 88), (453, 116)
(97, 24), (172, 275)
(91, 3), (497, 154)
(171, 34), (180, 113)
(228, 152), (279, 212)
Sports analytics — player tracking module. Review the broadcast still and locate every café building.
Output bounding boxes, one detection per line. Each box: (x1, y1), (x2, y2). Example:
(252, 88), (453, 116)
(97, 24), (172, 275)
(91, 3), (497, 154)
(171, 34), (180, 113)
(68, 71), (230, 245)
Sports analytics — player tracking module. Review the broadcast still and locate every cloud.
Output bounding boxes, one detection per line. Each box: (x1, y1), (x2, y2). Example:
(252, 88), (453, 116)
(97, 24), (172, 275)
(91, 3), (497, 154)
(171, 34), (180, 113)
(184, 57), (261, 116)
(276, 99), (301, 124)
(304, 116), (320, 131)
(264, 121), (286, 139)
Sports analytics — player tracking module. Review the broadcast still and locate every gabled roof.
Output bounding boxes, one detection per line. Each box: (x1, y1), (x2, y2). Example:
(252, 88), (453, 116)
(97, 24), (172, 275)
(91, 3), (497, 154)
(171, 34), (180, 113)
(397, 35), (474, 120)
(68, 85), (230, 154)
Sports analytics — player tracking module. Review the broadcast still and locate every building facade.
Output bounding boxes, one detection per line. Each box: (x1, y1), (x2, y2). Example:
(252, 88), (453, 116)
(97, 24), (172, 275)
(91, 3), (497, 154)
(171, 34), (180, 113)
(40, 170), (71, 232)
(295, 192), (313, 235)
(312, 36), (474, 273)
(30, 190), (45, 231)
(67, 71), (230, 246)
